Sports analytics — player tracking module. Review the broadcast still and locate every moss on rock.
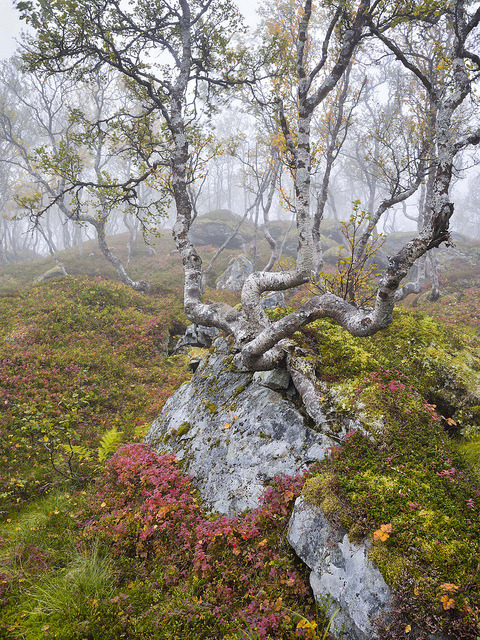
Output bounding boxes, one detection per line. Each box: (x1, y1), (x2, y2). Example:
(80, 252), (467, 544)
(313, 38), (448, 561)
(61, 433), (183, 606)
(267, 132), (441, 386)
(304, 368), (480, 638)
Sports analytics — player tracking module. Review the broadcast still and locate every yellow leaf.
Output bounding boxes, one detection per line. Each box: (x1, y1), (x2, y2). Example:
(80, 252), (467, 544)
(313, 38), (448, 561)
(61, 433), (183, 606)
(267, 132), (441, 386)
(296, 619), (310, 630)
(414, 587), (419, 596)
(224, 423), (230, 429)
(405, 624), (411, 633)
(127, 582), (134, 589)
(258, 538), (268, 547)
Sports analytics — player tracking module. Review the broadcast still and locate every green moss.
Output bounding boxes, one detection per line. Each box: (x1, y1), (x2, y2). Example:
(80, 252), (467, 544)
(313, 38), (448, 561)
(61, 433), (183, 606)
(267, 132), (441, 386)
(368, 545), (408, 589)
(302, 474), (334, 507)
(457, 438), (480, 475)
(232, 385), (246, 398)
(296, 310), (480, 435)
(177, 421), (191, 437)
(203, 401), (218, 415)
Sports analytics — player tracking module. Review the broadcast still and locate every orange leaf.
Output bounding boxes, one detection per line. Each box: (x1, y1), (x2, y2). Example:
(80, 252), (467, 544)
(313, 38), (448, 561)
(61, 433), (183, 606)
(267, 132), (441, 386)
(440, 595), (455, 610)
(440, 583), (459, 593)
(374, 529), (389, 541)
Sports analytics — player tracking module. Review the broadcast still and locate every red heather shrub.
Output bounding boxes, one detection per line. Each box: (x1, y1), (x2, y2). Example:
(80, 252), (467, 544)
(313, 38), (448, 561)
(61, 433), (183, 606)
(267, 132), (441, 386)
(85, 444), (201, 559)
(82, 444), (313, 639)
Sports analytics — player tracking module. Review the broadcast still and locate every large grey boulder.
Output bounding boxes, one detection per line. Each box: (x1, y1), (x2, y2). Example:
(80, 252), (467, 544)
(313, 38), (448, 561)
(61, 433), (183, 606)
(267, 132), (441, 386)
(145, 339), (398, 639)
(188, 210), (255, 249)
(216, 255), (254, 291)
(35, 266), (67, 283)
(287, 497), (392, 640)
(145, 340), (332, 515)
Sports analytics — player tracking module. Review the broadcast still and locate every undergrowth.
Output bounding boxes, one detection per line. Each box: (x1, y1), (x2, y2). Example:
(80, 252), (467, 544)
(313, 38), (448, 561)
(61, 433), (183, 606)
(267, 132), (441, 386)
(2, 235), (480, 639)
(304, 371), (480, 638)
(0, 276), (189, 510)
(1, 444), (321, 639)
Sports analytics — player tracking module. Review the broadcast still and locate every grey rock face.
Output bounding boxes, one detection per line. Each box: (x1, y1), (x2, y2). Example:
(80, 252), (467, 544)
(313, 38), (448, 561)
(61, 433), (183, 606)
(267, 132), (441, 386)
(145, 341), (332, 515)
(216, 255), (254, 292)
(287, 497), (392, 640)
(260, 291), (285, 309)
(252, 368), (291, 391)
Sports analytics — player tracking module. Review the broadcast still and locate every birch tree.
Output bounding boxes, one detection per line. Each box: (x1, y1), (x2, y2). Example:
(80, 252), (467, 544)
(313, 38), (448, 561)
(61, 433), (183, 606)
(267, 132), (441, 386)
(0, 61), (156, 288)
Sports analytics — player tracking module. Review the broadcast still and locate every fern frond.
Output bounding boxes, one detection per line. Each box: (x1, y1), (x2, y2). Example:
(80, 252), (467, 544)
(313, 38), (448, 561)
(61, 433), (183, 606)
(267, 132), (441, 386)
(98, 427), (123, 464)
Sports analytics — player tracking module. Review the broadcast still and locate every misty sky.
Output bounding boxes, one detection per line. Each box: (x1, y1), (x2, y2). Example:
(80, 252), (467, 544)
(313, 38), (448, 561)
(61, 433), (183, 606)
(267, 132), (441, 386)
(0, 0), (260, 61)
(1, 0), (23, 60)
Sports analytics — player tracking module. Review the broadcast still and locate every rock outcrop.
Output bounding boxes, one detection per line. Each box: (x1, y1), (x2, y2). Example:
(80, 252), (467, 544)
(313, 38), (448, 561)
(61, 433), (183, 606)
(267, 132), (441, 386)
(287, 497), (392, 640)
(35, 266), (67, 283)
(145, 337), (394, 639)
(173, 323), (220, 353)
(216, 255), (254, 292)
(188, 210), (254, 249)
(145, 338), (332, 515)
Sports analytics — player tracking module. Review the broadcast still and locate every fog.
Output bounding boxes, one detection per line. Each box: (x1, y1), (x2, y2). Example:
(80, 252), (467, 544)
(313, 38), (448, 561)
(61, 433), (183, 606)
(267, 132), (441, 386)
(0, 0), (479, 273)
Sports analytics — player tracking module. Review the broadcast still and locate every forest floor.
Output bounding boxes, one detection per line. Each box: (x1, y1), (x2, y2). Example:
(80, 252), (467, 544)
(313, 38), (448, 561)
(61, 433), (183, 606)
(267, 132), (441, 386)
(1, 233), (480, 639)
